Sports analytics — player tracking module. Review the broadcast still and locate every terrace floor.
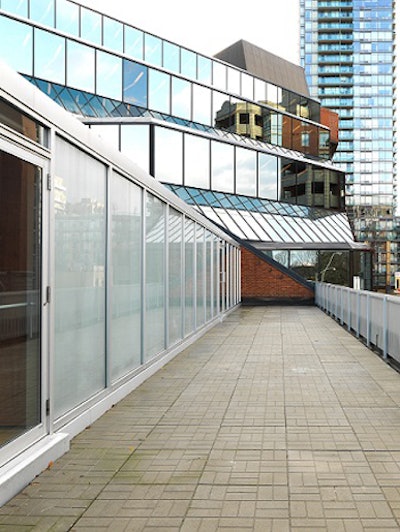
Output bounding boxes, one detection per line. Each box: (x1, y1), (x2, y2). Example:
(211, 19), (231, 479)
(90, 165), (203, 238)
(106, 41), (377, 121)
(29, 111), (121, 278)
(2, 306), (400, 531)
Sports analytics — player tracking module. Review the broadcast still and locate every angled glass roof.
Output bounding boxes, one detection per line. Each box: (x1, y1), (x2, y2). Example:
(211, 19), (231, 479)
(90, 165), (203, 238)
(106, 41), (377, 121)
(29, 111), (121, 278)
(165, 184), (363, 250)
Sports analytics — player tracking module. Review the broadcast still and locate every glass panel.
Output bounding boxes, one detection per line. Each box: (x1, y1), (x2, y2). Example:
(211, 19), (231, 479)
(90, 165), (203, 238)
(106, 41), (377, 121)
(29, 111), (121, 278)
(227, 66), (240, 95)
(205, 231), (212, 321)
(67, 40), (95, 93)
(184, 135), (210, 188)
(259, 153), (278, 200)
(123, 60), (148, 107)
(1, 0), (28, 17)
(236, 147), (256, 196)
(120, 124), (150, 173)
(30, 0), (54, 26)
(148, 69), (170, 114)
(168, 208), (183, 346)
(180, 48), (196, 79)
(213, 236), (219, 316)
(192, 84), (211, 126)
(197, 55), (212, 85)
(241, 72), (254, 100)
(267, 83), (278, 107)
(154, 127), (183, 184)
(56, 0), (79, 36)
(196, 225), (205, 328)
(96, 50), (122, 101)
(163, 41), (179, 72)
(144, 193), (165, 360)
(144, 33), (162, 66)
(103, 16), (123, 52)
(0, 151), (41, 447)
(184, 219), (195, 336)
(54, 138), (106, 418)
(211, 141), (234, 193)
(124, 26), (143, 60)
(212, 91), (229, 128)
(0, 17), (32, 75)
(80, 7), (101, 45)
(34, 29), (65, 85)
(254, 78), (266, 102)
(212, 61), (226, 90)
(110, 174), (142, 381)
(171, 77), (191, 120)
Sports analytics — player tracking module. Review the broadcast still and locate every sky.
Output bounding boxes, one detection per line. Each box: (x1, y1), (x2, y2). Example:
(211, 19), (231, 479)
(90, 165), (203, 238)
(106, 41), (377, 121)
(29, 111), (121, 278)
(78, 0), (300, 65)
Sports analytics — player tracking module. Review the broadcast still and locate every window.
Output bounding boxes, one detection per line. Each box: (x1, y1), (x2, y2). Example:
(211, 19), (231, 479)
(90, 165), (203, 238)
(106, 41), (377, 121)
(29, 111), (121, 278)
(239, 113), (249, 125)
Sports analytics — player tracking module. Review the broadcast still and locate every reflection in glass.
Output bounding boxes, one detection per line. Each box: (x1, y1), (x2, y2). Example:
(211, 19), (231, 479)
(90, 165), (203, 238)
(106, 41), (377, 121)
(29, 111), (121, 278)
(211, 141), (234, 193)
(30, 0), (54, 26)
(110, 174), (142, 381)
(96, 50), (122, 101)
(144, 193), (165, 361)
(184, 219), (195, 336)
(236, 147), (256, 196)
(184, 135), (210, 188)
(80, 7), (101, 44)
(171, 77), (191, 120)
(0, 17), (33, 75)
(34, 29), (65, 85)
(123, 60), (147, 107)
(197, 55), (212, 85)
(1, 0), (28, 17)
(103, 17), (123, 52)
(0, 151), (41, 447)
(124, 26), (143, 60)
(193, 84), (211, 126)
(259, 153), (278, 200)
(148, 69), (170, 114)
(205, 231), (212, 321)
(54, 138), (106, 418)
(267, 83), (278, 107)
(254, 78), (266, 102)
(168, 208), (183, 346)
(154, 127), (183, 184)
(120, 125), (150, 173)
(145, 34), (162, 66)
(181, 48), (196, 79)
(67, 40), (95, 93)
(56, 0), (79, 36)
(0, 98), (45, 144)
(212, 91), (229, 128)
(163, 41), (179, 72)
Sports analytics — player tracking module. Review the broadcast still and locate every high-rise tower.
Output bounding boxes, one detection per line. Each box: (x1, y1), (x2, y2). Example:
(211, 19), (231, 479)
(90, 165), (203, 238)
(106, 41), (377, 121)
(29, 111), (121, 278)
(300, 0), (399, 290)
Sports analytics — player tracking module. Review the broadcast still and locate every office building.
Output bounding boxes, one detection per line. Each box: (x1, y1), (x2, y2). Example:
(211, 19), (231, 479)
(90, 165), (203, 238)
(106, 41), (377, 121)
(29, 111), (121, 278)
(0, 0), (369, 504)
(300, 0), (398, 289)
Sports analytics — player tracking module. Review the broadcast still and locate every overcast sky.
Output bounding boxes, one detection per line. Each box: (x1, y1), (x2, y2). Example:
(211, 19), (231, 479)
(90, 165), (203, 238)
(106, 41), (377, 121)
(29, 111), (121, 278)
(78, 0), (300, 65)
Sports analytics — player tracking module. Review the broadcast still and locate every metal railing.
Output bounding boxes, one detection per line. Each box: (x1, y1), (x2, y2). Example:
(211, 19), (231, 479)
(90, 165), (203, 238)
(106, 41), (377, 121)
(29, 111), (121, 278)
(315, 282), (400, 363)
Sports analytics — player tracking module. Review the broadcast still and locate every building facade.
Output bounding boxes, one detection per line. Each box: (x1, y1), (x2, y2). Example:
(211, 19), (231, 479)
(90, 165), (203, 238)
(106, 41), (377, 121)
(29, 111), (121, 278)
(0, 0), (370, 504)
(300, 0), (398, 290)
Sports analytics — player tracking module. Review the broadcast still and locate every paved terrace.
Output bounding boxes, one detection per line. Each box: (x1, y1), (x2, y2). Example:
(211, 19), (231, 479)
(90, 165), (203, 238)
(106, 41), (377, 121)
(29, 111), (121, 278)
(2, 306), (400, 531)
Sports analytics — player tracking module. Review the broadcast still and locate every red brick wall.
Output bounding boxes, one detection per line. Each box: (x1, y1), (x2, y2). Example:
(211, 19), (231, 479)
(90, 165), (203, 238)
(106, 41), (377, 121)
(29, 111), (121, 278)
(241, 247), (314, 301)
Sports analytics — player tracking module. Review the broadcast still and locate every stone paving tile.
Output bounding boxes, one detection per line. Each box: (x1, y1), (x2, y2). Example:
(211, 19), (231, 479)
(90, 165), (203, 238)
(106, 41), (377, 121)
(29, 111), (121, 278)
(1, 306), (400, 531)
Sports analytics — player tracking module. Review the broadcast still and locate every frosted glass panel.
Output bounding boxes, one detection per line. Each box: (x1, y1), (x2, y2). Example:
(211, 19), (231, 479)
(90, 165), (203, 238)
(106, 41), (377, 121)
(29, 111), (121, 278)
(54, 138), (106, 418)
(168, 209), (183, 346)
(144, 193), (165, 360)
(184, 220), (195, 336)
(196, 225), (205, 328)
(110, 174), (142, 381)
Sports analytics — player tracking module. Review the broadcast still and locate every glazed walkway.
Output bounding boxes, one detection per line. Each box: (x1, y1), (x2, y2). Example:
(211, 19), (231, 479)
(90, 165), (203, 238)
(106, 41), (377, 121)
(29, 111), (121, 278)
(2, 306), (400, 531)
